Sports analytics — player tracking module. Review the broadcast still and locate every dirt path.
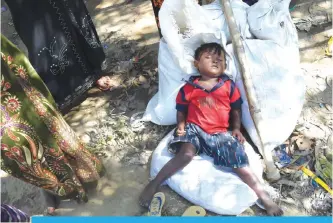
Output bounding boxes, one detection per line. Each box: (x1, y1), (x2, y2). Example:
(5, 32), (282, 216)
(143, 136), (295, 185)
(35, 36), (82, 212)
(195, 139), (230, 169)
(1, 0), (332, 217)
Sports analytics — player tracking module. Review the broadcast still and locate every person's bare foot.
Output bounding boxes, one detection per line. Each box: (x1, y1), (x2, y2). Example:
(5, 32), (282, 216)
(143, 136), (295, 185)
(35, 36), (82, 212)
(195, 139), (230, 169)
(46, 207), (56, 216)
(96, 76), (112, 90)
(44, 191), (61, 216)
(139, 180), (159, 208)
(261, 197), (283, 216)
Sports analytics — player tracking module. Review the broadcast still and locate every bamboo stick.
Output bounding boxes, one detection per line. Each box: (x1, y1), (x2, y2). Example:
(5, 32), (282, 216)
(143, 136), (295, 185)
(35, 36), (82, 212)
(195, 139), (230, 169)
(219, 0), (280, 180)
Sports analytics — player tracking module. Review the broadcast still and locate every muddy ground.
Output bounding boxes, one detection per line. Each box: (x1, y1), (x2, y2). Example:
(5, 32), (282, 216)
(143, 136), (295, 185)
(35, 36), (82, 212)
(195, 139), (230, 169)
(1, 0), (332, 217)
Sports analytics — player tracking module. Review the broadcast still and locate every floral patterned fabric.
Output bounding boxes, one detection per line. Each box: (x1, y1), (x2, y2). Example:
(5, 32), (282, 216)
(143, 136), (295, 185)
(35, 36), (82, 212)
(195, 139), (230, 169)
(1, 35), (105, 201)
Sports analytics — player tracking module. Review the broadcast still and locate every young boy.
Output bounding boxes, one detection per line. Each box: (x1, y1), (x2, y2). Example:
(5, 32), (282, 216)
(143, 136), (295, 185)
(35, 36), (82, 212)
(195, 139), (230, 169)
(139, 43), (283, 216)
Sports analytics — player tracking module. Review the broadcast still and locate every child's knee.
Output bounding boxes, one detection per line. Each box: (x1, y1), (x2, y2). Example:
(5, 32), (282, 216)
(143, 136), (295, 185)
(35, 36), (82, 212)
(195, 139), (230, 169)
(234, 167), (250, 174)
(182, 151), (195, 162)
(234, 167), (258, 181)
(179, 144), (196, 162)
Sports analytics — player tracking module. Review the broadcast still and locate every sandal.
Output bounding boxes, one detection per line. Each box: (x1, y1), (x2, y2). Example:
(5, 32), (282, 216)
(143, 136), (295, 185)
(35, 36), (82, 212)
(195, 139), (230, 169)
(182, 206), (206, 216)
(147, 192), (165, 216)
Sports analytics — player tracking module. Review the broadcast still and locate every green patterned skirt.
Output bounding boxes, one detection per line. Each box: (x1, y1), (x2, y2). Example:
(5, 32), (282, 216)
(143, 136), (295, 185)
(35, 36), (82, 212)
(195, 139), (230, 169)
(0, 35), (104, 201)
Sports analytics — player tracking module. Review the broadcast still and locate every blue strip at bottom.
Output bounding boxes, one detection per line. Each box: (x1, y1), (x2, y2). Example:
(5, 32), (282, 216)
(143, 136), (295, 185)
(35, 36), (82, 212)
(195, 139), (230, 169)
(32, 216), (332, 223)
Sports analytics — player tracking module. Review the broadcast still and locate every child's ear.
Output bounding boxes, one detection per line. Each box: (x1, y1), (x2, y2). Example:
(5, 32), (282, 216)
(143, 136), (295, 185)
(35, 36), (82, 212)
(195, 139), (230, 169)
(194, 60), (199, 68)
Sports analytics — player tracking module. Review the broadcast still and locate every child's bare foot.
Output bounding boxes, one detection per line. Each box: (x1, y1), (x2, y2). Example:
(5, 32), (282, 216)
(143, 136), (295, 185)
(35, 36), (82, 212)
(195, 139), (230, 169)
(261, 197), (283, 216)
(139, 180), (159, 208)
(234, 167), (283, 216)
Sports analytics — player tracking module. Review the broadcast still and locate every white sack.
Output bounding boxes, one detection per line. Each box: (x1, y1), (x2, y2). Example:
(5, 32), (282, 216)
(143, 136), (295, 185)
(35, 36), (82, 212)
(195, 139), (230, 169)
(226, 39), (305, 153)
(150, 129), (264, 215)
(142, 39), (192, 125)
(202, 0), (253, 42)
(230, 0), (305, 151)
(159, 0), (225, 74)
(247, 0), (298, 46)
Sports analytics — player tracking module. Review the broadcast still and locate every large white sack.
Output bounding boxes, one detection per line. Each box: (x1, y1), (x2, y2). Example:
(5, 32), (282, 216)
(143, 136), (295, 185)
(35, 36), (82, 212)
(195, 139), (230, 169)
(142, 39), (192, 125)
(228, 0), (305, 151)
(226, 39), (305, 153)
(202, 0), (253, 43)
(159, 0), (224, 74)
(247, 0), (297, 46)
(150, 129), (264, 215)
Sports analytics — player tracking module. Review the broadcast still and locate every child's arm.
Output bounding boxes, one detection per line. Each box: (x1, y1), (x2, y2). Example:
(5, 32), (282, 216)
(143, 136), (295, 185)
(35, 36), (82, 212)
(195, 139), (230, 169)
(229, 82), (245, 143)
(175, 86), (190, 136)
(230, 108), (241, 131)
(176, 110), (187, 136)
(231, 109), (245, 143)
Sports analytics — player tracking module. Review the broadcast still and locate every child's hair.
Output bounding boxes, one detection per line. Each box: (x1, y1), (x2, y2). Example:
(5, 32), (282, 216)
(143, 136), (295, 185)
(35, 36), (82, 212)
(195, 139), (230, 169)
(194, 42), (226, 62)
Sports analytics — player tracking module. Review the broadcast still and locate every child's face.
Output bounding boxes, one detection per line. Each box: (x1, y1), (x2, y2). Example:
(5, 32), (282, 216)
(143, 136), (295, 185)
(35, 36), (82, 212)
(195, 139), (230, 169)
(194, 50), (225, 78)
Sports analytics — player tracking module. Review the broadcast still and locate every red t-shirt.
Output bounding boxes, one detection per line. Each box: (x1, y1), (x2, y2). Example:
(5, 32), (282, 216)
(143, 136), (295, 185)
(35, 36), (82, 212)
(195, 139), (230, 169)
(176, 75), (242, 134)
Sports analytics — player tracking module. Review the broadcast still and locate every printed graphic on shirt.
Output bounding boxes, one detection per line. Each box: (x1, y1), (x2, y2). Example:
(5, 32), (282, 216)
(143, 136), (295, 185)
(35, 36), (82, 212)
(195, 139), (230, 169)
(197, 96), (218, 110)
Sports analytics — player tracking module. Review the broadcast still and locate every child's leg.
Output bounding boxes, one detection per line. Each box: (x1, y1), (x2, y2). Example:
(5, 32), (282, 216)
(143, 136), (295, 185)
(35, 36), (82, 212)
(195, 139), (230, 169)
(234, 167), (283, 216)
(139, 143), (196, 207)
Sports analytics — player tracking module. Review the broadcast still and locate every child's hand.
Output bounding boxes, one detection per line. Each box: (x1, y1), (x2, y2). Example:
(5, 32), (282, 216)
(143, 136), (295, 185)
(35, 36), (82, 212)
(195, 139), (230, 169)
(176, 125), (186, 136)
(232, 129), (245, 144)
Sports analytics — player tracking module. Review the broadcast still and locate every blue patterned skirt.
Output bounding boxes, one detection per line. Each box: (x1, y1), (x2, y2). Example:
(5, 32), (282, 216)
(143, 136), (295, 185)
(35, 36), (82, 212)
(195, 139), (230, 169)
(169, 123), (249, 168)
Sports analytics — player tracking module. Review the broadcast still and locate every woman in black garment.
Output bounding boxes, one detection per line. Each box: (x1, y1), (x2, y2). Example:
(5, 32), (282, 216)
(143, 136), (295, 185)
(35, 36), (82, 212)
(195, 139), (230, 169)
(4, 0), (114, 111)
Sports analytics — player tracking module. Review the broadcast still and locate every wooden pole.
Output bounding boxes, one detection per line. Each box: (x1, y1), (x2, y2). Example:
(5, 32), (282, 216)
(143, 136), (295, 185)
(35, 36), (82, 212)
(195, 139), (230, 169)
(219, 0), (280, 181)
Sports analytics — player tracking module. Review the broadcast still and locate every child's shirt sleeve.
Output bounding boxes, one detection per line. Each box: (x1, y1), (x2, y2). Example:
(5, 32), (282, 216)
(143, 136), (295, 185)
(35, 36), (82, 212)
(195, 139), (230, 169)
(176, 84), (191, 112)
(230, 81), (243, 109)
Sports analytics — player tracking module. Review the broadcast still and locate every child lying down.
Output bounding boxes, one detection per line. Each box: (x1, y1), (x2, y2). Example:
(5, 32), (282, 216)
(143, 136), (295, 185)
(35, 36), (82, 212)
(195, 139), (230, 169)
(139, 43), (283, 216)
